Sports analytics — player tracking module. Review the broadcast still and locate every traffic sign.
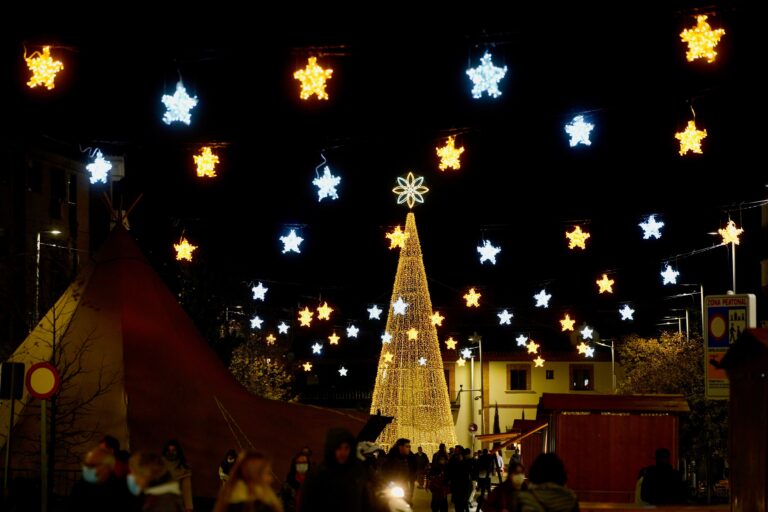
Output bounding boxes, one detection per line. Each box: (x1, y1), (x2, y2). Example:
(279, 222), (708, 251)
(25, 362), (60, 400)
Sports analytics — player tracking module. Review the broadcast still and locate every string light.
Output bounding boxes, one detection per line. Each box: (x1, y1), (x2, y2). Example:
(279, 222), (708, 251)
(302, 362), (313, 372)
(477, 240), (501, 264)
(675, 120), (707, 156)
(596, 274), (614, 294)
(328, 332), (340, 345)
(534, 289), (552, 308)
(250, 316), (264, 329)
(173, 237), (197, 262)
(252, 282), (268, 301)
(498, 310), (513, 325)
(661, 264), (680, 285)
(431, 312), (445, 326)
(393, 172), (429, 209)
(639, 215), (664, 239)
(370, 212), (457, 455)
(619, 304), (635, 321)
(386, 226), (409, 250)
(194, 147), (220, 178)
(25, 46), (63, 90)
(463, 288), (481, 307)
(533, 356), (545, 368)
(298, 307), (314, 327)
(317, 302), (334, 320)
(294, 57), (333, 100)
(436, 136), (464, 171)
(466, 51), (508, 99)
(718, 220), (743, 245)
(526, 340), (540, 354)
(565, 226), (591, 250)
(278, 322), (290, 334)
(368, 305), (383, 320)
(564, 115), (594, 147)
(347, 325), (360, 338)
(86, 150), (112, 184)
(312, 166), (341, 201)
(445, 337), (457, 350)
(560, 314), (575, 331)
(280, 229), (304, 254)
(680, 15), (725, 63)
(161, 81), (198, 125)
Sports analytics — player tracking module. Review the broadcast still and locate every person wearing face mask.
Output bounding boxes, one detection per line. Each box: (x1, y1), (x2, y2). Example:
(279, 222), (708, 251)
(162, 440), (194, 512)
(129, 451), (185, 512)
(220, 450), (239, 485)
(280, 452), (310, 512)
(479, 462), (526, 512)
(67, 447), (135, 512)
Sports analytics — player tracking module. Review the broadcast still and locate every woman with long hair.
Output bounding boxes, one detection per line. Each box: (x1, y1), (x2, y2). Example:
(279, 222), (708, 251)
(213, 451), (283, 512)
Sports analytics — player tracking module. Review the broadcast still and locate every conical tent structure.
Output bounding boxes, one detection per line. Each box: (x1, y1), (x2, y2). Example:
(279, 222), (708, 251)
(1, 227), (365, 498)
(370, 212), (457, 454)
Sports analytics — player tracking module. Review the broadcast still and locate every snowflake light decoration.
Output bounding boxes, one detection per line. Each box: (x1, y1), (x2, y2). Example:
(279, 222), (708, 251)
(393, 172), (429, 209)
(161, 81), (198, 125)
(466, 51), (508, 99)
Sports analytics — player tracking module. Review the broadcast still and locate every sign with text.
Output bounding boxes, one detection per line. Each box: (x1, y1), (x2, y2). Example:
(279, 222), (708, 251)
(704, 294), (756, 399)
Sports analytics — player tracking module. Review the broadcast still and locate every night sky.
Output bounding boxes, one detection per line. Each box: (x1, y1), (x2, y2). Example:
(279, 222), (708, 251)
(3, 5), (757, 385)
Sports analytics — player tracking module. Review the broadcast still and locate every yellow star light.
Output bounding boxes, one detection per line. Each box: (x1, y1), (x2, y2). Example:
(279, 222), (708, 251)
(533, 356), (545, 368)
(463, 288), (481, 308)
(407, 328), (419, 341)
(173, 237), (197, 262)
(675, 120), (707, 156)
(565, 226), (591, 250)
(431, 311), (445, 326)
(436, 135), (465, 172)
(302, 362), (313, 372)
(316, 302), (334, 320)
(560, 314), (575, 331)
(328, 332), (340, 345)
(194, 146), (220, 178)
(597, 274), (615, 294)
(298, 307), (314, 327)
(445, 337), (457, 350)
(386, 225), (409, 249)
(526, 340), (540, 354)
(383, 352), (394, 363)
(25, 46), (63, 90)
(718, 220), (743, 245)
(393, 172), (429, 209)
(576, 341), (589, 355)
(456, 358), (466, 367)
(266, 334), (276, 345)
(681, 15), (726, 63)
(293, 57), (333, 100)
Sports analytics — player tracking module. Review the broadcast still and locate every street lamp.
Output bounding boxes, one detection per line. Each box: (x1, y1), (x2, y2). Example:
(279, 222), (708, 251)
(593, 339), (616, 393)
(34, 230), (61, 327)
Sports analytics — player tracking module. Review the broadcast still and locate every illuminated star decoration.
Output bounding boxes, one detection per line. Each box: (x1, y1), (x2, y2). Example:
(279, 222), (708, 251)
(445, 337), (458, 350)
(278, 322), (290, 334)
(173, 237), (197, 262)
(560, 314), (575, 332)
(280, 229), (304, 254)
(250, 316), (263, 329)
(338, 366), (348, 377)
(584, 346), (595, 358)
(311, 343), (323, 354)
(392, 296), (409, 316)
(386, 225), (409, 249)
(312, 166), (341, 201)
(498, 310), (513, 325)
(461, 348), (472, 359)
(194, 147), (220, 178)
(680, 15), (726, 63)
(565, 115), (595, 147)
(161, 81), (198, 125)
(619, 304), (635, 321)
(466, 51), (508, 99)
(265, 334), (276, 345)
(526, 340), (540, 354)
(381, 332), (392, 344)
(87, 150), (112, 184)
(302, 362), (312, 372)
(718, 220), (743, 245)
(675, 120), (707, 156)
(580, 326), (594, 340)
(477, 240), (502, 264)
(576, 342), (590, 355)
(407, 328), (419, 341)
(456, 358), (466, 367)
(596, 274), (615, 294)
(661, 264), (680, 285)
(252, 282), (268, 301)
(418, 357), (427, 366)
(464, 288), (481, 308)
(393, 172), (429, 209)
(534, 356), (545, 368)
(298, 307), (314, 327)
(328, 332), (340, 345)
(317, 302), (334, 320)
(367, 305), (383, 320)
(566, 226), (591, 250)
(436, 135), (465, 171)
(294, 57), (333, 100)
(346, 325), (360, 338)
(516, 335), (528, 347)
(383, 352), (394, 363)
(431, 311), (445, 326)
(25, 46), (63, 90)
(534, 289), (552, 308)
(639, 215), (665, 239)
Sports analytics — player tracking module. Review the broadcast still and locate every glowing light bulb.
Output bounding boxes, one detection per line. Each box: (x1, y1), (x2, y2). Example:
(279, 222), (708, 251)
(675, 120), (707, 156)
(25, 46), (63, 90)
(466, 51), (508, 99)
(161, 81), (198, 125)
(294, 57), (333, 100)
(680, 15), (725, 63)
(194, 147), (220, 178)
(436, 136), (464, 171)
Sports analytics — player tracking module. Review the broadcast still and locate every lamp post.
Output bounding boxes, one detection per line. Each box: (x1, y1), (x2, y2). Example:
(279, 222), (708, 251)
(468, 333), (484, 441)
(34, 230), (61, 327)
(593, 339), (615, 393)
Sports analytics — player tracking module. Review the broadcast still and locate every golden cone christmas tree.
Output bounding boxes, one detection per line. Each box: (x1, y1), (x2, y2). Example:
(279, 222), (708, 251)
(370, 212), (457, 455)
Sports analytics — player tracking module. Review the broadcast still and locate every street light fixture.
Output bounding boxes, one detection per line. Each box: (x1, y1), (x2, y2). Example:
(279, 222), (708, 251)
(34, 230), (61, 327)
(592, 339), (616, 393)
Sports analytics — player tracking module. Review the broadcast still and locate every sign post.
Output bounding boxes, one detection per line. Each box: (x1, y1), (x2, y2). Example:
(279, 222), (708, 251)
(704, 294), (756, 399)
(25, 363), (60, 512)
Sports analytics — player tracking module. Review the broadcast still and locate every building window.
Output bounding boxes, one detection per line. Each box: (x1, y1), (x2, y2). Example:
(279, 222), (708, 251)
(570, 364), (594, 391)
(546, 370), (554, 380)
(507, 364), (530, 391)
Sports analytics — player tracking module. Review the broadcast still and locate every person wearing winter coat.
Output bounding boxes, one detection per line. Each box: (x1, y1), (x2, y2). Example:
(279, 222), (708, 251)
(516, 454), (579, 512)
(162, 440), (194, 512)
(129, 451), (185, 512)
(280, 452), (310, 512)
(480, 462), (527, 512)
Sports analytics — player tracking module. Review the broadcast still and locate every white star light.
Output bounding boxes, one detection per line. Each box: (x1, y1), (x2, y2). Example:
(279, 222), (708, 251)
(585, 346), (595, 358)
(367, 305), (383, 320)
(338, 366), (348, 376)
(534, 289), (552, 308)
(460, 348), (472, 359)
(466, 51), (508, 99)
(661, 264), (680, 285)
(639, 215), (664, 240)
(251, 282), (268, 301)
(392, 296), (409, 316)
(346, 325), (360, 338)
(619, 304), (635, 321)
(580, 326), (594, 340)
(565, 115), (594, 147)
(279, 229), (304, 254)
(250, 316), (263, 329)
(381, 332), (392, 343)
(516, 335), (528, 347)
(161, 81), (198, 125)
(418, 357), (427, 366)
(86, 150), (112, 184)
(311, 342), (323, 354)
(477, 240), (502, 265)
(497, 309), (513, 325)
(312, 166), (341, 201)
(277, 322), (290, 334)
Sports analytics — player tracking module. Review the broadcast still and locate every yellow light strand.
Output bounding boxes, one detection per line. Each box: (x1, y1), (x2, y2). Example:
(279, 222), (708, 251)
(436, 135), (465, 171)
(680, 15), (725, 63)
(293, 57), (333, 100)
(173, 237), (197, 262)
(25, 46), (63, 90)
(675, 120), (707, 156)
(194, 146), (220, 178)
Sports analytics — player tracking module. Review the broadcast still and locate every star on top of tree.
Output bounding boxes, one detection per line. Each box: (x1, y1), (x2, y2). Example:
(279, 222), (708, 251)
(560, 314), (575, 331)
(466, 51), (508, 99)
(346, 325), (360, 338)
(386, 225), (409, 249)
(497, 309), (513, 325)
(252, 282), (268, 301)
(367, 305), (383, 320)
(317, 302), (334, 320)
(392, 296), (409, 316)
(565, 226), (591, 250)
(277, 322), (290, 334)
(312, 166), (341, 201)
(393, 172), (429, 209)
(161, 81), (198, 125)
(661, 264), (680, 285)
(675, 120), (707, 156)
(639, 214), (664, 239)
(596, 274), (615, 294)
(280, 229), (304, 254)
(431, 311), (445, 326)
(298, 307), (314, 327)
(445, 337), (458, 350)
(477, 240), (502, 264)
